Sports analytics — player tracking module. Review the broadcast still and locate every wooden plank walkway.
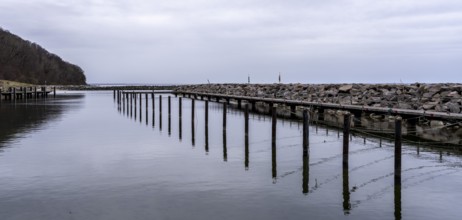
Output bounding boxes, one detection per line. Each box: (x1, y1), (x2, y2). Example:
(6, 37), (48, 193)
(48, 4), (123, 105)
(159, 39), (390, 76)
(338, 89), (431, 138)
(175, 91), (462, 121)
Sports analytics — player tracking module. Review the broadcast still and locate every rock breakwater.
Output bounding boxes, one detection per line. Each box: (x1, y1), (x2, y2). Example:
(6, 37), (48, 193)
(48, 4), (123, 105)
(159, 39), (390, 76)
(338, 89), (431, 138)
(175, 83), (462, 114)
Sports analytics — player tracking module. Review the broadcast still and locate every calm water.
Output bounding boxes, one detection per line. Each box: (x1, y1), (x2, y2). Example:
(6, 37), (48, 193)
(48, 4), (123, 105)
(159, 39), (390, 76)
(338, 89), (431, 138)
(1, 91), (461, 220)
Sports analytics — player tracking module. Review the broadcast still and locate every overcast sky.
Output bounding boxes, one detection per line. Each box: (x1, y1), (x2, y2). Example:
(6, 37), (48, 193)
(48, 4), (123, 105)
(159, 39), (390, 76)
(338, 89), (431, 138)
(1, 0), (461, 84)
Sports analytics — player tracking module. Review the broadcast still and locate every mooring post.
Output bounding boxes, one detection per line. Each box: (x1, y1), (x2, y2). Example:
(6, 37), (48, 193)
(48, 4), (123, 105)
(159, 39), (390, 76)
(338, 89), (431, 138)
(159, 95), (162, 130)
(272, 106), (277, 180)
(223, 102), (227, 130)
(113, 90), (116, 100)
(53, 87), (56, 98)
(343, 113), (351, 166)
(34, 87), (37, 99)
(13, 88), (16, 101)
(238, 99), (242, 109)
(191, 99), (195, 146)
(303, 109), (309, 156)
(145, 93), (148, 110)
(395, 116), (402, 183)
(245, 104), (249, 169)
(139, 94), (143, 122)
(151, 92), (155, 111)
(179, 97), (182, 140)
(395, 117), (403, 220)
(130, 93), (133, 118)
(122, 92), (125, 114)
(205, 100), (209, 153)
(168, 96), (171, 135)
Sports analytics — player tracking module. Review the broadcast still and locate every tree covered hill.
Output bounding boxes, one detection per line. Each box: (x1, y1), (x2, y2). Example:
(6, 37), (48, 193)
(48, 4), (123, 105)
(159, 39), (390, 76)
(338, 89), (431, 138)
(0, 27), (86, 85)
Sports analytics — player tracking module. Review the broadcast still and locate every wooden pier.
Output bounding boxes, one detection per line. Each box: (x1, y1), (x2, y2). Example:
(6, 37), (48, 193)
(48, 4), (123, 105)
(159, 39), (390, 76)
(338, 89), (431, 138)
(175, 91), (462, 121)
(0, 87), (55, 101)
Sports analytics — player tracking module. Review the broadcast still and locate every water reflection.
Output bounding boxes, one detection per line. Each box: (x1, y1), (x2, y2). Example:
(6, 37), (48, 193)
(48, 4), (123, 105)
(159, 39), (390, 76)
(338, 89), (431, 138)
(0, 93), (84, 148)
(302, 155), (309, 195)
(111, 94), (462, 220)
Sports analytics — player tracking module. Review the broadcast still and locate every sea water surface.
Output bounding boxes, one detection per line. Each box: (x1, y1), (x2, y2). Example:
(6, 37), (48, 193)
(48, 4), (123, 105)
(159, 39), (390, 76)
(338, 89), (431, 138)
(0, 91), (461, 220)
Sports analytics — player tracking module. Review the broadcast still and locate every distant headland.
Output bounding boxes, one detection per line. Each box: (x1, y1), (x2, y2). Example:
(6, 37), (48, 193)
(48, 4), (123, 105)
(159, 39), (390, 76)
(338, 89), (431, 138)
(0, 27), (86, 85)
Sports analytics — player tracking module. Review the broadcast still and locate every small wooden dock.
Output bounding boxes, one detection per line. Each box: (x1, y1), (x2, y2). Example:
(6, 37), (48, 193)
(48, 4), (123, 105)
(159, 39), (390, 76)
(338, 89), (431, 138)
(0, 87), (55, 101)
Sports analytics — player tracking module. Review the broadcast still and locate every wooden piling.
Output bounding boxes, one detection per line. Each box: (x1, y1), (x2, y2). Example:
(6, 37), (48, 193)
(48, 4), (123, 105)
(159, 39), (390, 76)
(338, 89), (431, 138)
(272, 106), (277, 143)
(139, 94), (142, 122)
(113, 90), (116, 100)
(53, 87), (56, 98)
(303, 109), (309, 156)
(223, 102), (227, 130)
(13, 88), (16, 101)
(159, 95), (162, 130)
(179, 97), (182, 140)
(151, 92), (155, 111)
(168, 96), (171, 135)
(343, 113), (351, 166)
(272, 106), (277, 180)
(205, 100), (209, 153)
(245, 104), (249, 169)
(192, 99), (195, 146)
(145, 93), (148, 109)
(395, 117), (402, 183)
(238, 99), (242, 109)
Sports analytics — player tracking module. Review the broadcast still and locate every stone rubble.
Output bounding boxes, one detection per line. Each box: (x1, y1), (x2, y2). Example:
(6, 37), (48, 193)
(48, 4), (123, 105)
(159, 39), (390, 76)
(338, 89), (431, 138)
(175, 83), (462, 114)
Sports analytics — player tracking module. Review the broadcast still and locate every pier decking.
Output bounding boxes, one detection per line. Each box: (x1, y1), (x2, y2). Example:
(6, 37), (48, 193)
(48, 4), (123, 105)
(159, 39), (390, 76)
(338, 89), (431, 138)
(175, 91), (462, 121)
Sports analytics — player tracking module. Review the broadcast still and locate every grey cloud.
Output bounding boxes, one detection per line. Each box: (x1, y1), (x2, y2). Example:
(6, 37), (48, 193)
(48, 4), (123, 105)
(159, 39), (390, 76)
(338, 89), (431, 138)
(0, 0), (461, 83)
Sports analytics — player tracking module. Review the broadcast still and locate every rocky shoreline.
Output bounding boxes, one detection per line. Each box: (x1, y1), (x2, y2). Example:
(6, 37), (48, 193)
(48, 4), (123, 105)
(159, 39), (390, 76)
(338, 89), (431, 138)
(175, 83), (462, 114)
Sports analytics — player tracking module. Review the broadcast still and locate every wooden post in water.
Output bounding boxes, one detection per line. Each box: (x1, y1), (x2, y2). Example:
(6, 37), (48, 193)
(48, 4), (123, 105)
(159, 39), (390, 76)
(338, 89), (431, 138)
(0, 89), (2, 103)
(395, 117), (402, 183)
(205, 100), (209, 153)
(139, 94), (142, 122)
(13, 88), (16, 101)
(272, 106), (277, 180)
(130, 93), (133, 118)
(151, 92), (155, 111)
(303, 109), (309, 157)
(113, 90), (116, 100)
(179, 97), (182, 140)
(394, 117), (403, 220)
(343, 113), (351, 166)
(159, 95), (162, 130)
(191, 99), (195, 146)
(168, 96), (171, 135)
(145, 93), (148, 110)
(34, 87), (37, 99)
(237, 99), (242, 109)
(245, 104), (249, 169)
(53, 87), (56, 98)
(223, 102), (227, 130)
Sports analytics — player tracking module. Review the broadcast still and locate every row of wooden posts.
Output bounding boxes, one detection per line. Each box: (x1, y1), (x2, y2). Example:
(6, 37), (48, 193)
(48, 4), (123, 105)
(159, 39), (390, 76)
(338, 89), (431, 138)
(114, 89), (402, 181)
(114, 90), (403, 218)
(0, 87), (56, 101)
